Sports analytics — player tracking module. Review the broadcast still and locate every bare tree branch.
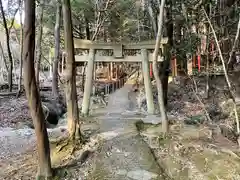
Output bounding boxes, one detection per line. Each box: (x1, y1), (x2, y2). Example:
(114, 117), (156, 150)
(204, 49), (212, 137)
(8, 7), (19, 32)
(227, 15), (240, 65)
(203, 8), (240, 137)
(91, 0), (111, 41)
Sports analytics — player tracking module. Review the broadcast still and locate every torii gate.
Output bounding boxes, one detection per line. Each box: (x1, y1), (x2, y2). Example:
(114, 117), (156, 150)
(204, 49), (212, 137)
(59, 38), (169, 116)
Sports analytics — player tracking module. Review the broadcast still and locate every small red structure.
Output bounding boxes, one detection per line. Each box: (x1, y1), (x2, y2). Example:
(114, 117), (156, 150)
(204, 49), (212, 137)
(150, 63), (153, 78)
(197, 55), (201, 72)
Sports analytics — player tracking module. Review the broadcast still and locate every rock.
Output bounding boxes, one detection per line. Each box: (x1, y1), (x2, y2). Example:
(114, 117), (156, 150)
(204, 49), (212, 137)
(126, 169), (158, 180)
(182, 94), (189, 101)
(141, 125), (163, 149)
(124, 151), (131, 157)
(219, 124), (238, 142)
(184, 115), (205, 125)
(141, 132), (161, 149)
(138, 122), (163, 149)
(57, 116), (67, 126)
(219, 99), (240, 120)
(116, 169), (127, 176)
(106, 151), (112, 157)
(41, 97), (67, 127)
(180, 125), (212, 140)
(142, 114), (161, 124)
(97, 130), (121, 140)
(112, 147), (121, 153)
(42, 103), (59, 125)
(79, 150), (92, 164)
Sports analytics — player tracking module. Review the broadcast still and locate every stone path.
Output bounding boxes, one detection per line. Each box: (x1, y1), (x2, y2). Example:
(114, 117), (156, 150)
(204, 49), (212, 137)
(87, 84), (167, 180)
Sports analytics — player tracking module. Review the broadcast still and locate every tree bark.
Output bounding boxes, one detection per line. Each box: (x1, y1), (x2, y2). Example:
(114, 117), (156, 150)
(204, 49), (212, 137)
(49, 49), (53, 78)
(85, 15), (90, 40)
(0, 0), (13, 92)
(159, 0), (173, 106)
(147, 3), (157, 37)
(23, 0), (52, 178)
(152, 0), (168, 134)
(52, 2), (62, 98)
(35, 0), (44, 85)
(0, 42), (8, 72)
(62, 0), (81, 140)
(17, 0), (23, 95)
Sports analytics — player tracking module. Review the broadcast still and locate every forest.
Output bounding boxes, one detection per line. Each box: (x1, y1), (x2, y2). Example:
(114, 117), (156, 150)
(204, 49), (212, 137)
(0, 0), (240, 179)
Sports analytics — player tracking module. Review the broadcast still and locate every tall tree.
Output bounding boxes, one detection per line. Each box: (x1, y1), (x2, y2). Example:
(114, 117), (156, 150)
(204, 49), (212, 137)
(35, 0), (44, 85)
(23, 0), (52, 178)
(17, 0), (23, 95)
(160, 0), (173, 105)
(0, 0), (13, 92)
(52, 1), (62, 98)
(152, 0), (168, 133)
(62, 0), (82, 140)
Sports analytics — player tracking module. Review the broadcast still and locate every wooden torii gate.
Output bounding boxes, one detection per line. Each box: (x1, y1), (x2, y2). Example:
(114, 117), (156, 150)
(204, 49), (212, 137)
(59, 38), (169, 116)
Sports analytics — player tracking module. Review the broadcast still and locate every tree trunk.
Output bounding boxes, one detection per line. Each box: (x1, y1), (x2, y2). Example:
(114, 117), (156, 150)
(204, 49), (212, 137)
(23, 0), (52, 178)
(52, 2), (62, 98)
(0, 42), (8, 72)
(159, 0), (173, 106)
(0, 42), (7, 83)
(17, 0), (23, 94)
(62, 0), (81, 140)
(49, 49), (53, 78)
(147, 3), (157, 37)
(152, 0), (168, 134)
(35, 0), (44, 85)
(0, 0), (13, 92)
(85, 15), (90, 40)
(141, 0), (150, 40)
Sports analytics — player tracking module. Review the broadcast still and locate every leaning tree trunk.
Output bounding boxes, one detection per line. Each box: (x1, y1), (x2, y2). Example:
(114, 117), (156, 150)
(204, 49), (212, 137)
(52, 2), (61, 98)
(35, 0), (44, 85)
(23, 0), (52, 178)
(0, 0), (13, 92)
(62, 0), (81, 140)
(152, 0), (168, 134)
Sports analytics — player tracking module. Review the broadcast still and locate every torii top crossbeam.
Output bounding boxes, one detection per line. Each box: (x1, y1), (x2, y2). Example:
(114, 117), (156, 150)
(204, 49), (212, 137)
(73, 38), (169, 62)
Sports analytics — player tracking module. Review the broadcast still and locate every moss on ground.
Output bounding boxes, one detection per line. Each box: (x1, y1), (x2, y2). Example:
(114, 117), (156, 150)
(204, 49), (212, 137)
(137, 120), (240, 180)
